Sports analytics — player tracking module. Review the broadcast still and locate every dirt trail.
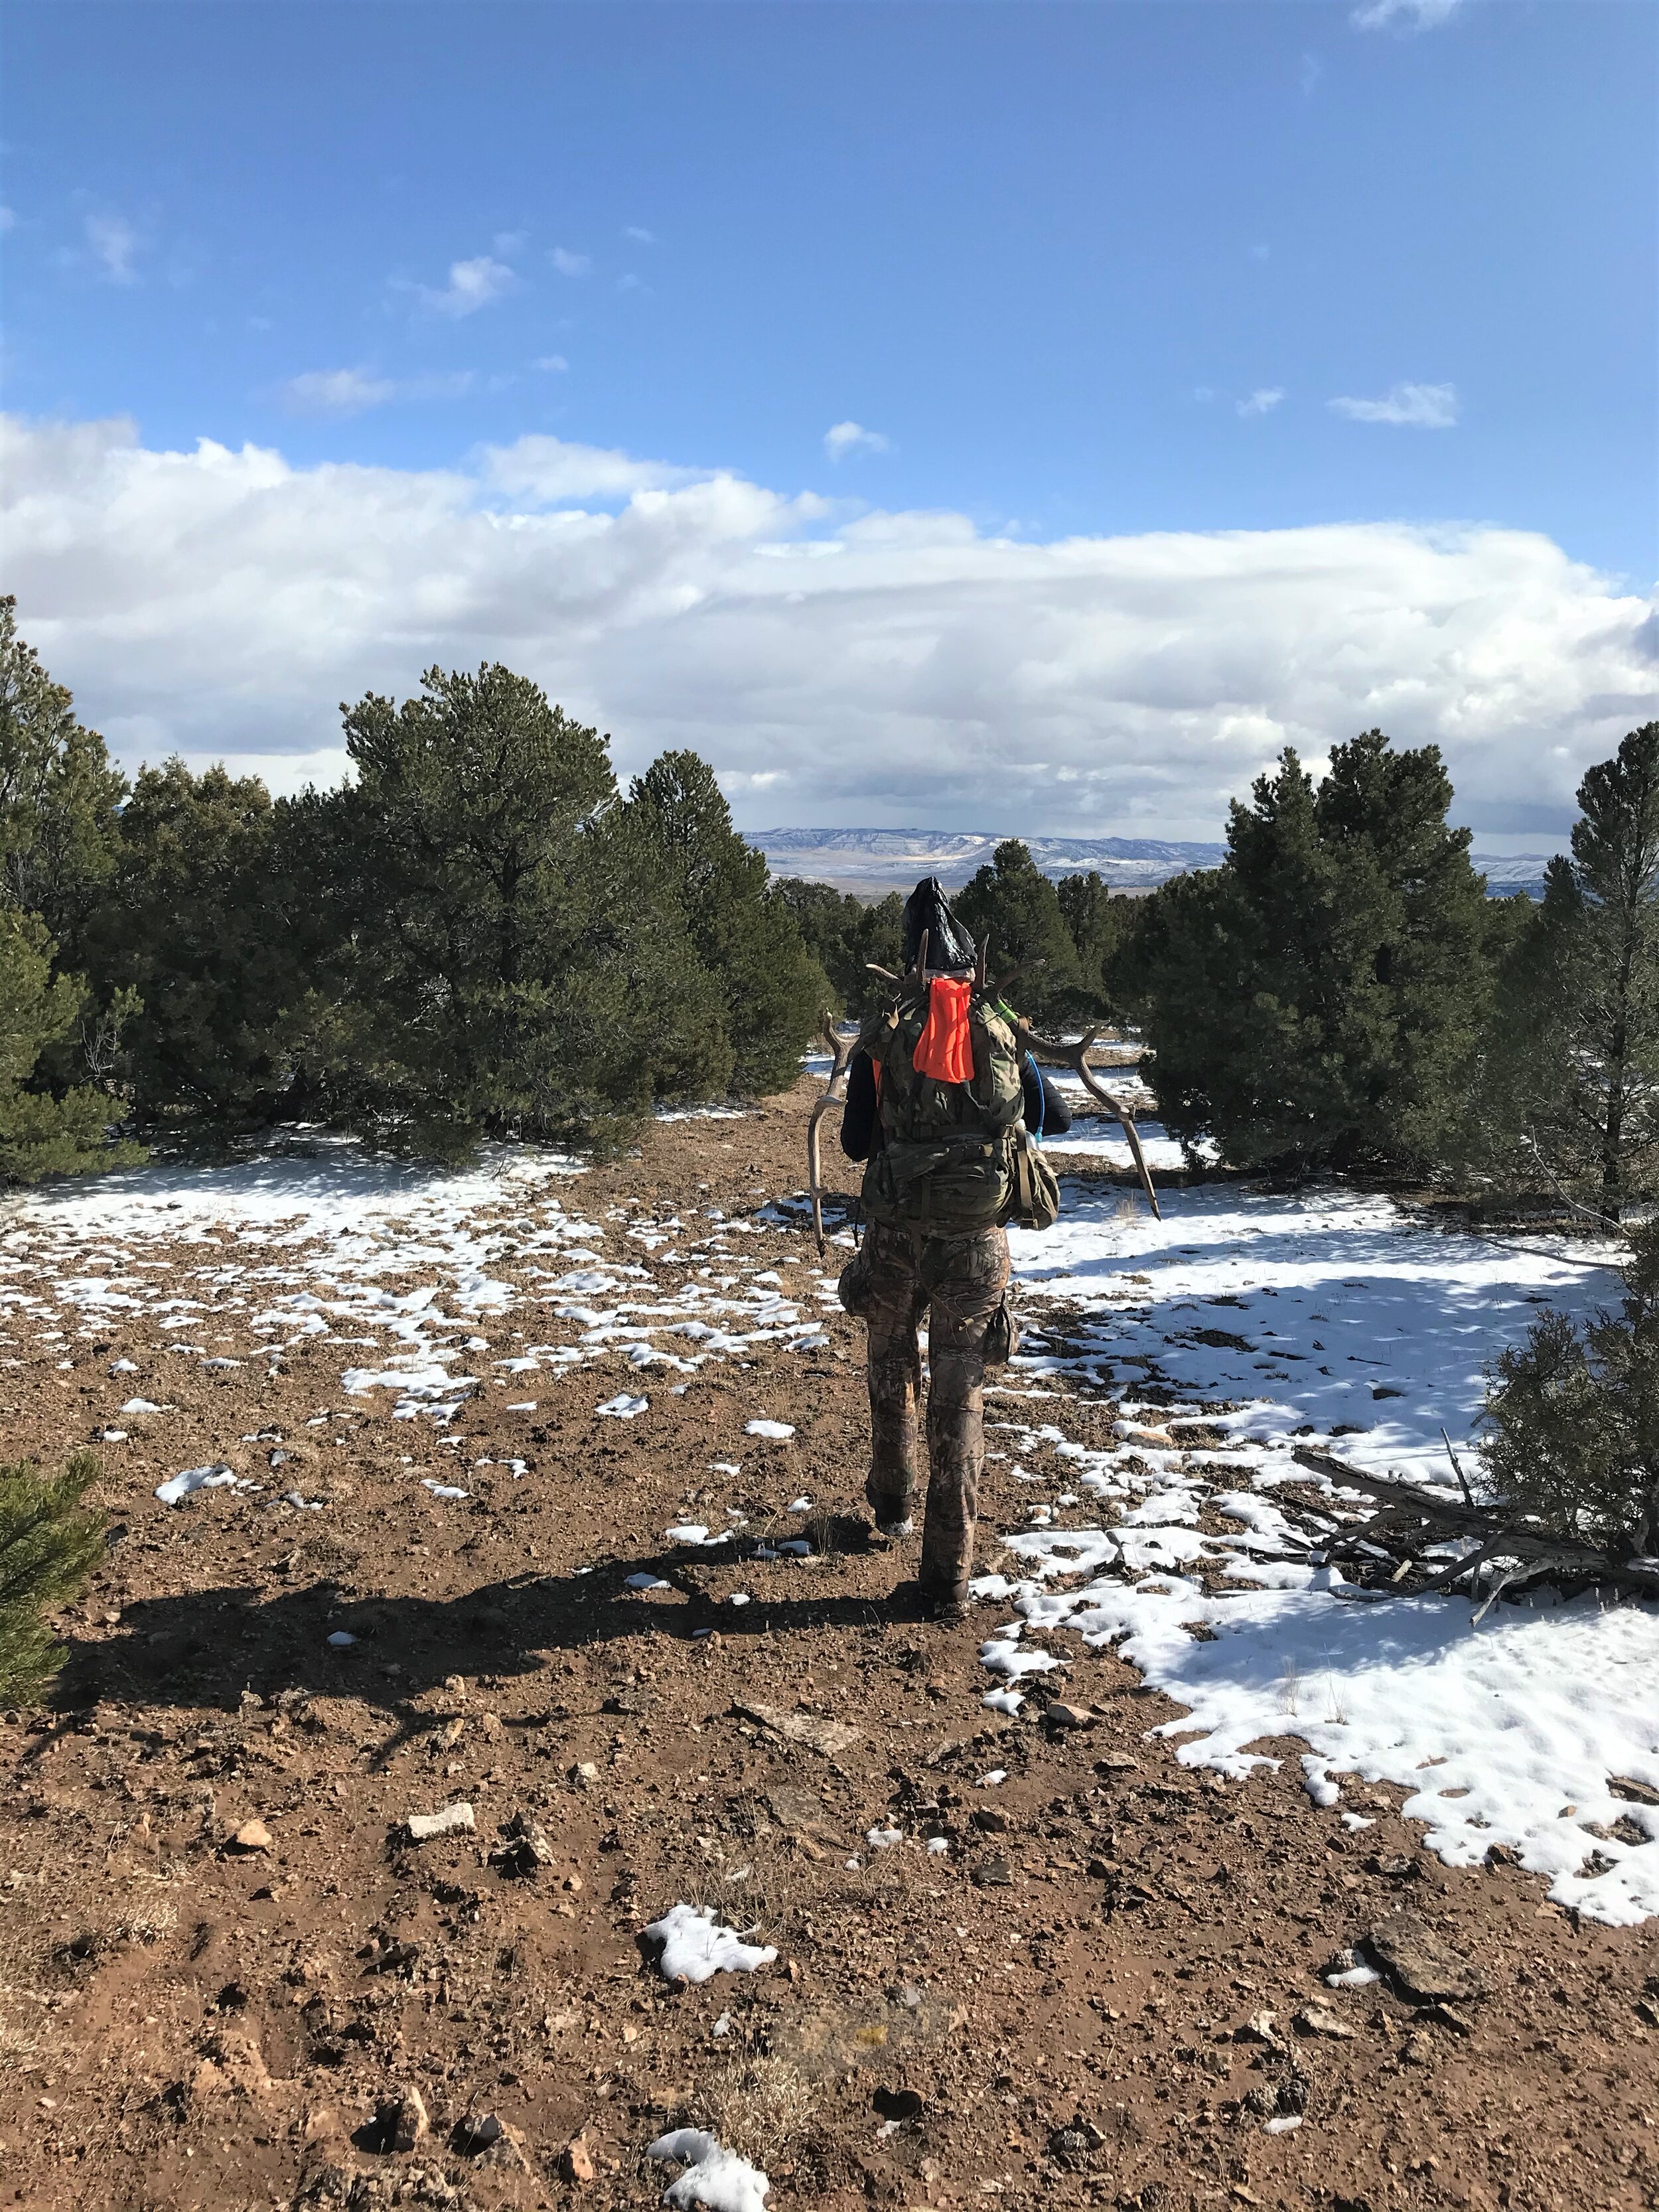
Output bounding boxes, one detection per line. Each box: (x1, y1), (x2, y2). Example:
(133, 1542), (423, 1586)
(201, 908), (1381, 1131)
(0, 1086), (1654, 2212)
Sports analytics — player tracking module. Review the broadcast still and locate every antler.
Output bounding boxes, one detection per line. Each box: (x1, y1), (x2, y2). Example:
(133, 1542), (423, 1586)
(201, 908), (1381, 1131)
(1020, 1024), (1163, 1221)
(806, 1017), (857, 1256)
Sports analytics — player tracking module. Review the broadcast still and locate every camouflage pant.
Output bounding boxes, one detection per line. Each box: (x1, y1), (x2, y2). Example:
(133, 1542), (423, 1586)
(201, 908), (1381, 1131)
(847, 1220), (1010, 1597)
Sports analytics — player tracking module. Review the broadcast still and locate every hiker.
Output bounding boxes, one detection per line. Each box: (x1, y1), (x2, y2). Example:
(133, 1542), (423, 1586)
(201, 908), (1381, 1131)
(837, 877), (1070, 1621)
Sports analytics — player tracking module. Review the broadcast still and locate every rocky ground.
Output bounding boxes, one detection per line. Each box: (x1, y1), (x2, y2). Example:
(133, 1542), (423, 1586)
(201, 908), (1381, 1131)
(0, 1084), (1656, 2212)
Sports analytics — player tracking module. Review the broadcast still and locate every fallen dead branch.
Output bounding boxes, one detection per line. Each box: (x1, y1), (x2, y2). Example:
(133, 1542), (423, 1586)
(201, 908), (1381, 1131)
(1291, 1445), (1659, 1613)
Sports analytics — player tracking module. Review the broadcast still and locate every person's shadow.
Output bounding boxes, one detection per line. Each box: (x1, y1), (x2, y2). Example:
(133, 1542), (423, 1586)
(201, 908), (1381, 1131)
(42, 1526), (919, 1756)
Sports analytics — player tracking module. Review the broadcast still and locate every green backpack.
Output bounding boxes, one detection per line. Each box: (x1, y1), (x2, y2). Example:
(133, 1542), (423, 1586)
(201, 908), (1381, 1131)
(855, 983), (1029, 1232)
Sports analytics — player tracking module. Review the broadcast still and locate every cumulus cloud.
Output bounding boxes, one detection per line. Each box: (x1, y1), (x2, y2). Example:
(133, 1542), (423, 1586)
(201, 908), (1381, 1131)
(85, 212), (139, 283)
(825, 421), (891, 461)
(3, 411), (1654, 839)
(1237, 388), (1284, 419)
(1330, 380), (1459, 428)
(624, 226), (656, 244)
(549, 246), (591, 277)
(1352, 0), (1462, 27)
(417, 255), (517, 317)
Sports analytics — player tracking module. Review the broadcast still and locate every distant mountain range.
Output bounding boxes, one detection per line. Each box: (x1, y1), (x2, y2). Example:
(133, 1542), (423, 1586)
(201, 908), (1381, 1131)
(755, 828), (1555, 900)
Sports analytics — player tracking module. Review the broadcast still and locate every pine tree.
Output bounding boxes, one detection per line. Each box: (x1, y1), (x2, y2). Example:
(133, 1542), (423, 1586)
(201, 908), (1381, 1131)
(84, 761), (308, 1122)
(626, 751), (830, 1094)
(0, 1450), (106, 1706)
(1134, 731), (1493, 1175)
(312, 667), (730, 1151)
(1055, 871), (1123, 1021)
(0, 909), (134, 1181)
(955, 840), (1081, 1021)
(1480, 1220), (1659, 1555)
(0, 597), (125, 966)
(770, 880), (903, 1015)
(1483, 726), (1659, 1220)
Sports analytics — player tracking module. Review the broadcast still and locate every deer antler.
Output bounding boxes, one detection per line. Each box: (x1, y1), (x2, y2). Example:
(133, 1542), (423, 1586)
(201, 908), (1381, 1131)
(806, 1017), (857, 1256)
(1020, 1024), (1162, 1220)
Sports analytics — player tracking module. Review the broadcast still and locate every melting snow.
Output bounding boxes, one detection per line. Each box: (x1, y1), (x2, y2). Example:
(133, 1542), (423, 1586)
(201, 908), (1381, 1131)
(642, 1903), (778, 1984)
(972, 1177), (1659, 1925)
(648, 2130), (770, 2212)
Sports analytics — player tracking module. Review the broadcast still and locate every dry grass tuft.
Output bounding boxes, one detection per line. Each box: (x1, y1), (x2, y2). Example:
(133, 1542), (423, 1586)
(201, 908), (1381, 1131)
(703, 2053), (818, 2162)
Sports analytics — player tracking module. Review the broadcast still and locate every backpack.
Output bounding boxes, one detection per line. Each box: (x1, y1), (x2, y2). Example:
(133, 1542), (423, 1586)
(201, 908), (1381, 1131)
(855, 980), (1032, 1232)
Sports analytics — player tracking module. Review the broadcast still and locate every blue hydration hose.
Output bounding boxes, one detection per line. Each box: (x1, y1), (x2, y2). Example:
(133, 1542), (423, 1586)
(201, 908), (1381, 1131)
(1025, 1052), (1046, 1144)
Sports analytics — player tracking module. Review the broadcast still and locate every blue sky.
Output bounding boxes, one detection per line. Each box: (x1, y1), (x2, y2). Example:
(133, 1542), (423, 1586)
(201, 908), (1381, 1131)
(3, 1), (1656, 839)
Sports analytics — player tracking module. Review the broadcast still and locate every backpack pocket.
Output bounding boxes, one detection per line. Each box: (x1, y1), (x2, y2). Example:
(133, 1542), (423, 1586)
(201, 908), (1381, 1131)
(983, 1292), (1021, 1370)
(1005, 1126), (1061, 1232)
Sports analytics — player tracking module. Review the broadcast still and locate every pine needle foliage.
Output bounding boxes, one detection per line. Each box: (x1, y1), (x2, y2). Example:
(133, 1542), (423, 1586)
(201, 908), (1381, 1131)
(1127, 730), (1493, 1177)
(0, 1450), (106, 1706)
(1479, 725), (1659, 1222)
(770, 880), (903, 1017)
(1481, 1225), (1659, 1558)
(955, 840), (1081, 1022)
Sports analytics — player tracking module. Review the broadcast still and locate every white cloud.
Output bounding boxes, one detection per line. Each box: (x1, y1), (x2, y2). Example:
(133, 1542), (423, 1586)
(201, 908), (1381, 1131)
(86, 212), (139, 284)
(1330, 380), (1459, 428)
(825, 420), (891, 461)
(3, 411), (1654, 838)
(279, 368), (476, 415)
(1352, 0), (1463, 28)
(1237, 388), (1284, 419)
(624, 226), (656, 244)
(478, 433), (702, 504)
(549, 247), (591, 277)
(0, 206), (17, 234)
(534, 354), (569, 374)
(281, 368), (399, 416)
(417, 255), (517, 317)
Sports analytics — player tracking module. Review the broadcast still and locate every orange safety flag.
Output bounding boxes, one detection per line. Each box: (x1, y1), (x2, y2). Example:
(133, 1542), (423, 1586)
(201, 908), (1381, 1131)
(912, 977), (975, 1084)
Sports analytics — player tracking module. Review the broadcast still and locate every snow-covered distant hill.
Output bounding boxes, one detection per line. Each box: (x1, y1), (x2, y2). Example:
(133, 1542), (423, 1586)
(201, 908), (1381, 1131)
(755, 827), (1555, 899)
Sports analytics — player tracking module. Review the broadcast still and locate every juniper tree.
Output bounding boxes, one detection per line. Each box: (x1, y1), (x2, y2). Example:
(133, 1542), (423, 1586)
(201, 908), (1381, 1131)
(1480, 1221), (1659, 1557)
(1131, 730), (1493, 1175)
(770, 879), (903, 1017)
(955, 840), (1080, 1021)
(313, 666), (730, 1152)
(84, 761), (309, 1123)
(0, 597), (125, 967)
(0, 1450), (105, 1706)
(1483, 725), (1659, 1221)
(1055, 870), (1123, 1021)
(625, 751), (829, 1094)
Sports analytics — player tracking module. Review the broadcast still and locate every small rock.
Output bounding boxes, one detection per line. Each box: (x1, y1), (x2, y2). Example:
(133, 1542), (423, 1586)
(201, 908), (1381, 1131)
(405, 1803), (475, 1843)
(1048, 2120), (1099, 2172)
(1236, 2010), (1283, 2049)
(972, 1856), (1014, 1887)
(488, 1810), (556, 1878)
(1366, 1911), (1484, 2004)
(380, 2085), (428, 2152)
(970, 1807), (1009, 1834)
(1611, 1777), (1659, 1808)
(1293, 2005), (1356, 2040)
(560, 2134), (597, 2184)
(1044, 1701), (1096, 1731)
(231, 1818), (273, 1853)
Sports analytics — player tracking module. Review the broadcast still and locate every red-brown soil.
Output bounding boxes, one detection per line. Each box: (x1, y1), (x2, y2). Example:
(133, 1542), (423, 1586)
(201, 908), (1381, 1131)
(0, 1085), (1654, 2212)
